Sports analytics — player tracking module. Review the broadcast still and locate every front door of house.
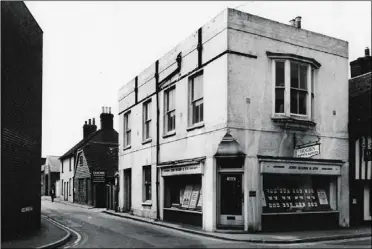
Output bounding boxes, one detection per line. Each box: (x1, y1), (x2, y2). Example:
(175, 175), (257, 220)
(124, 169), (132, 212)
(219, 173), (244, 227)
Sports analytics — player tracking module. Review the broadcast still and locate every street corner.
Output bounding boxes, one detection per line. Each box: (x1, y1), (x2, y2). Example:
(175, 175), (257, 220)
(37, 216), (72, 249)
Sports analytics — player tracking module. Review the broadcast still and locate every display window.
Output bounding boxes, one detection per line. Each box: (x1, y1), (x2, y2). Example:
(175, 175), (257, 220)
(262, 174), (337, 213)
(164, 175), (202, 212)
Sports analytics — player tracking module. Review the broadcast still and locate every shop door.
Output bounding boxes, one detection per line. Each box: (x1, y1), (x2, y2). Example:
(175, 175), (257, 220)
(219, 173), (243, 227)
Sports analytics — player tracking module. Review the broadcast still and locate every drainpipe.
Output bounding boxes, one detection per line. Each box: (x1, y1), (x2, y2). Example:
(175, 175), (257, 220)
(155, 60), (160, 221)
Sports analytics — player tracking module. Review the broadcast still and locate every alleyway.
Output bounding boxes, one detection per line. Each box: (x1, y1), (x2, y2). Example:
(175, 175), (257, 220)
(41, 200), (371, 248)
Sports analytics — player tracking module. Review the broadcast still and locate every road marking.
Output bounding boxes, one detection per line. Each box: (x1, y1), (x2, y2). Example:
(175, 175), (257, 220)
(42, 215), (82, 248)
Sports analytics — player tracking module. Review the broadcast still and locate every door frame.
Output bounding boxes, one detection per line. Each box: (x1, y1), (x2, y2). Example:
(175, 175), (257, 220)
(217, 168), (244, 228)
(124, 168), (132, 212)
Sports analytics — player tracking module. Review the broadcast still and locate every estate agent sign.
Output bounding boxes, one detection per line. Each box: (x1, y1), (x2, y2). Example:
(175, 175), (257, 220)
(296, 144), (320, 158)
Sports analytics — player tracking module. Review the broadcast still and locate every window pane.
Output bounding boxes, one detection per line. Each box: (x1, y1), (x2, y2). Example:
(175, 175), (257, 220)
(168, 89), (175, 111)
(275, 88), (285, 113)
(192, 74), (203, 101)
(300, 65), (307, 90)
(127, 113), (131, 130)
(275, 61), (285, 87)
(147, 102), (151, 120)
(299, 92), (307, 115)
(167, 111), (175, 131)
(290, 62), (299, 88)
(291, 89), (298, 114)
(200, 102), (203, 122)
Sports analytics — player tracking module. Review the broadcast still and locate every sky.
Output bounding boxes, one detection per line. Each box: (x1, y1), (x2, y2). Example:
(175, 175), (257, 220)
(24, 1), (371, 158)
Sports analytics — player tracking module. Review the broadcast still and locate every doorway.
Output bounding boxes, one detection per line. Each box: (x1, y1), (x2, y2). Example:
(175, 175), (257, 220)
(218, 173), (244, 227)
(124, 169), (132, 212)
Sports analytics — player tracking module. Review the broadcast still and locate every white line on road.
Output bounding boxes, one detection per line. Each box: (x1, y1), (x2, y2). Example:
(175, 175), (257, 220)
(42, 215), (82, 248)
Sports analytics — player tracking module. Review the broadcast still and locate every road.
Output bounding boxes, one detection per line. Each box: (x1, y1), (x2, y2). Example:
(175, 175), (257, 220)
(41, 200), (371, 248)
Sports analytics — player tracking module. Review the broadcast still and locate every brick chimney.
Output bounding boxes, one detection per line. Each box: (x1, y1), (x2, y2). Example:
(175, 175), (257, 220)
(100, 106), (114, 130)
(83, 118), (97, 139)
(350, 47), (372, 78)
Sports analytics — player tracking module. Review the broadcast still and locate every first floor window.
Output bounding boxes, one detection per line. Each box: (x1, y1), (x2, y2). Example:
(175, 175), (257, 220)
(164, 87), (176, 133)
(272, 57), (316, 119)
(189, 72), (204, 125)
(143, 100), (152, 140)
(124, 111), (131, 147)
(143, 166), (152, 201)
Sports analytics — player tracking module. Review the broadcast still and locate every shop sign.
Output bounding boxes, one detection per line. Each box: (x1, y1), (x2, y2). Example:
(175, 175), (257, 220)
(21, 206), (33, 213)
(93, 171), (106, 183)
(162, 164), (202, 176)
(261, 164), (340, 175)
(296, 144), (320, 158)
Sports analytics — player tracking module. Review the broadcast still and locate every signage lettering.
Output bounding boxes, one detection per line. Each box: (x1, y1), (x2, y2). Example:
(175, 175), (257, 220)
(21, 206), (33, 212)
(262, 164), (340, 175)
(296, 144), (320, 158)
(162, 164), (202, 176)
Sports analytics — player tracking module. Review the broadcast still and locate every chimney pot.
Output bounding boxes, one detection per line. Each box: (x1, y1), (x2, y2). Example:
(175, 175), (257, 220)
(109, 107), (111, 114)
(102, 106), (104, 113)
(85, 121), (87, 125)
(295, 16), (302, 29)
(365, 47), (370, 57)
(289, 19), (295, 26)
(93, 118), (95, 125)
(89, 119), (91, 125)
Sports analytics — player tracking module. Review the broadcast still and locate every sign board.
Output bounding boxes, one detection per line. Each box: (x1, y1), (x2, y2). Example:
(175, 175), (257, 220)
(21, 206), (33, 213)
(93, 171), (106, 183)
(261, 164), (341, 175)
(181, 185), (193, 208)
(188, 185), (200, 209)
(317, 189), (329, 205)
(296, 144), (320, 158)
(162, 164), (202, 176)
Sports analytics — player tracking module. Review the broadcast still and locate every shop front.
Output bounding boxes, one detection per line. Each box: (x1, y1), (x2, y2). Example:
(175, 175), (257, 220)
(258, 156), (344, 232)
(160, 157), (205, 227)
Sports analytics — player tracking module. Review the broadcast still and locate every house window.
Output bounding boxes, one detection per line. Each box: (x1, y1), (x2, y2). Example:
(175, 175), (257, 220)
(143, 166), (152, 201)
(143, 100), (152, 140)
(124, 111), (131, 147)
(273, 60), (314, 119)
(189, 72), (204, 125)
(62, 161), (64, 173)
(69, 157), (72, 171)
(164, 87), (176, 133)
(61, 180), (64, 195)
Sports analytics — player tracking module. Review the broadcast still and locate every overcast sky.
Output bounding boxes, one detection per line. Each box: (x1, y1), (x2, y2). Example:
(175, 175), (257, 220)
(24, 1), (371, 158)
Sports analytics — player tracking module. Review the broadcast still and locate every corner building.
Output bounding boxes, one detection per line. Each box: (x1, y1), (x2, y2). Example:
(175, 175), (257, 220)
(118, 8), (349, 232)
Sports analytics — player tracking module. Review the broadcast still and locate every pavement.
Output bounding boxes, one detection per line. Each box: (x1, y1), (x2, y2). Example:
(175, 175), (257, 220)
(41, 196), (371, 245)
(103, 209), (372, 244)
(1, 215), (71, 249)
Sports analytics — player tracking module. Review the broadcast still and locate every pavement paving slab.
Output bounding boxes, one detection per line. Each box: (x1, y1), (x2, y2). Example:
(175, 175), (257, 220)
(1, 216), (71, 249)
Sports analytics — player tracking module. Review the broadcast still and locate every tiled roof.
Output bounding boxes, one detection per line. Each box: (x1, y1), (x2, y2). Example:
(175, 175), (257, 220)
(60, 129), (118, 160)
(349, 72), (371, 98)
(83, 142), (118, 178)
(47, 156), (60, 172)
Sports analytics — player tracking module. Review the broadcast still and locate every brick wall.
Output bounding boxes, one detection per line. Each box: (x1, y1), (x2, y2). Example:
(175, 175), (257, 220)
(1, 1), (43, 240)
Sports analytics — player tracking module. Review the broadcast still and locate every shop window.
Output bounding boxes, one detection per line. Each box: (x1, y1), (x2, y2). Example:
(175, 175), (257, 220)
(124, 111), (131, 147)
(164, 87), (176, 133)
(262, 174), (337, 214)
(189, 72), (204, 126)
(143, 166), (152, 202)
(143, 100), (152, 141)
(164, 175), (202, 212)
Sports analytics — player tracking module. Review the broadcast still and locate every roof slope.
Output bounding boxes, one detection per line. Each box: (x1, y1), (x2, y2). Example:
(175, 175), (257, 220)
(60, 129), (118, 160)
(47, 156), (61, 172)
(82, 142), (118, 178)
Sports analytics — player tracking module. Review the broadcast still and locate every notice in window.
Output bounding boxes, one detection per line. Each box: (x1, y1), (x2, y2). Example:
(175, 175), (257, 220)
(181, 185), (193, 208)
(189, 185), (200, 209)
(179, 188), (185, 204)
(317, 189), (329, 205)
(197, 191), (203, 209)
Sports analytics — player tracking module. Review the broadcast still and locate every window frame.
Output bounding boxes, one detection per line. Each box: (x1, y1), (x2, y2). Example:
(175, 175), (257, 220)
(143, 100), (152, 141)
(188, 71), (204, 127)
(69, 178), (72, 196)
(143, 165), (152, 202)
(69, 157), (72, 171)
(272, 59), (313, 120)
(164, 86), (176, 134)
(123, 111), (131, 148)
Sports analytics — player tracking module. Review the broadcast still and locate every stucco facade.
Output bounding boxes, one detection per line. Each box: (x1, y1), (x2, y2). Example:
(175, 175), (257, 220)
(118, 8), (349, 232)
(60, 156), (75, 202)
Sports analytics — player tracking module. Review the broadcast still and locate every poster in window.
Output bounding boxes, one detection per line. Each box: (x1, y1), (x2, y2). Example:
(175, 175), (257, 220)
(188, 185), (200, 209)
(181, 185), (193, 208)
(179, 188), (185, 204)
(262, 194), (267, 207)
(196, 191), (203, 209)
(317, 189), (329, 205)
